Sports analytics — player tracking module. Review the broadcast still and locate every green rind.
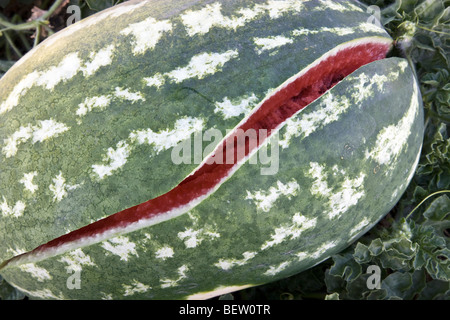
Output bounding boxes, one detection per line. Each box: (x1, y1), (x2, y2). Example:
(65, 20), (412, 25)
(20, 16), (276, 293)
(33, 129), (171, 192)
(0, 0), (390, 262)
(1, 57), (423, 299)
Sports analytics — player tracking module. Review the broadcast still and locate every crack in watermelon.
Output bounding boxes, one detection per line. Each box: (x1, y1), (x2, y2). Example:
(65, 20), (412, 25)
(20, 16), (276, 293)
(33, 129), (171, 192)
(0, 39), (391, 269)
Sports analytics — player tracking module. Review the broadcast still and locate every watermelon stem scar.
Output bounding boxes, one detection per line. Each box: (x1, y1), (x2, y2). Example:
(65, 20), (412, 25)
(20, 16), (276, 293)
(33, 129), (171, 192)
(0, 37), (392, 270)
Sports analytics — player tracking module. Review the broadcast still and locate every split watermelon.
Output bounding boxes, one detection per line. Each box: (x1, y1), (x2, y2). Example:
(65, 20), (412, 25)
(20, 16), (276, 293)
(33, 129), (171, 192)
(0, 0), (423, 299)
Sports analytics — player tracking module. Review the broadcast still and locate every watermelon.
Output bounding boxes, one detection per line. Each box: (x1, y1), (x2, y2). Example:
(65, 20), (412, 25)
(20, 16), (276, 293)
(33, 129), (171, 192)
(0, 0), (423, 300)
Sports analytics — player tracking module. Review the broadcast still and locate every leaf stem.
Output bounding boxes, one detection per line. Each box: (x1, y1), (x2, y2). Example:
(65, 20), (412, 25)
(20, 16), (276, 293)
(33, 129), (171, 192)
(426, 110), (450, 123)
(0, 0), (66, 43)
(40, 0), (66, 21)
(3, 31), (22, 58)
(406, 190), (450, 220)
(33, 26), (41, 48)
(416, 25), (450, 36)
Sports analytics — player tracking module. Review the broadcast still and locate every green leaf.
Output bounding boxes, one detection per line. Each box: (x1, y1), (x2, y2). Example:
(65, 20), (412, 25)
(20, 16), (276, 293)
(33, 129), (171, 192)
(379, 238), (418, 271)
(353, 242), (372, 264)
(381, 272), (413, 299)
(368, 238), (385, 256)
(218, 293), (234, 300)
(414, 0), (446, 24)
(324, 292), (340, 300)
(0, 275), (25, 300)
(418, 279), (450, 300)
(328, 250), (362, 282)
(422, 194), (450, 222)
(84, 0), (124, 12)
(345, 274), (372, 300)
(324, 269), (345, 296)
(366, 289), (388, 300)
(410, 200), (450, 281)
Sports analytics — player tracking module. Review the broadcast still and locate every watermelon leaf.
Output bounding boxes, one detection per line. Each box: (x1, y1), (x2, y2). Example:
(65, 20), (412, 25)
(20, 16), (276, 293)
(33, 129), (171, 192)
(0, 275), (25, 300)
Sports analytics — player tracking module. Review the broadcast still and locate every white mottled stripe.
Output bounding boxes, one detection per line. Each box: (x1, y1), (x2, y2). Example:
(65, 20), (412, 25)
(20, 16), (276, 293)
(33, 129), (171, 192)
(214, 94), (258, 119)
(130, 117), (204, 153)
(261, 213), (316, 250)
(1, 45), (116, 115)
(296, 240), (337, 261)
(292, 21), (387, 37)
(114, 87), (145, 103)
(92, 140), (132, 180)
(316, 0), (358, 12)
(407, 147), (422, 184)
(35, 53), (81, 90)
(350, 66), (403, 104)
(101, 293), (113, 300)
(180, 3), (256, 36)
(76, 95), (112, 117)
(365, 79), (420, 165)
(92, 117), (204, 180)
(76, 86), (145, 118)
(177, 227), (220, 249)
(307, 162), (366, 219)
(120, 17), (172, 55)
(2, 119), (68, 158)
(348, 217), (371, 242)
(311, 241), (337, 259)
(359, 22), (387, 34)
(246, 180), (300, 212)
(7, 247), (27, 256)
(123, 280), (151, 296)
(253, 35), (293, 54)
(101, 236), (138, 261)
(351, 73), (376, 102)
(145, 50), (239, 87)
(214, 251), (257, 270)
(49, 172), (80, 202)
(328, 173), (365, 219)
(20, 172), (38, 194)
(81, 45), (115, 77)
(58, 248), (96, 272)
(180, 1), (304, 37)
(308, 162), (332, 197)
(278, 92), (348, 147)
(166, 50), (239, 83)
(390, 144), (422, 203)
(143, 73), (165, 89)
(31, 119), (70, 143)
(155, 246), (174, 260)
(293, 26), (355, 36)
(160, 265), (189, 288)
(2, 125), (32, 158)
(0, 72), (39, 115)
(261, 0), (304, 18)
(264, 261), (291, 276)
(0, 198), (25, 218)
(18, 263), (52, 282)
